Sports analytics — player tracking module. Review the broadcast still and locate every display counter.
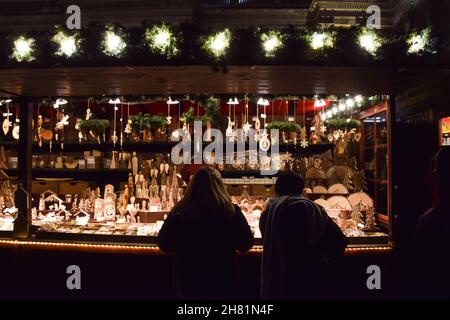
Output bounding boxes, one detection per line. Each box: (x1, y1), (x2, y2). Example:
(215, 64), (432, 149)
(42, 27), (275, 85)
(0, 237), (393, 299)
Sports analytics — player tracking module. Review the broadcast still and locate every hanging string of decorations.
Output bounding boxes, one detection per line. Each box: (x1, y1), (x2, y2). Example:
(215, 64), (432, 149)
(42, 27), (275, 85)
(0, 23), (442, 68)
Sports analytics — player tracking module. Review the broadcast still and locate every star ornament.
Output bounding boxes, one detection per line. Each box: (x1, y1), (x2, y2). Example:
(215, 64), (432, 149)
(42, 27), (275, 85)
(300, 139), (309, 148)
(243, 122), (252, 134)
(320, 125), (327, 134)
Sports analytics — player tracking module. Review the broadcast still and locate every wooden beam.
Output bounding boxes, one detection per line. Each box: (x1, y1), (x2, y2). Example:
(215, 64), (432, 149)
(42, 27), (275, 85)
(1, 65), (449, 97)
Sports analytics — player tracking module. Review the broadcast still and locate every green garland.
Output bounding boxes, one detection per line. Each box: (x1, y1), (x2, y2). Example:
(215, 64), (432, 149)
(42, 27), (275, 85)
(325, 118), (361, 131)
(266, 121), (301, 133)
(129, 114), (168, 132)
(77, 119), (110, 136)
(0, 23), (443, 69)
(181, 107), (210, 124)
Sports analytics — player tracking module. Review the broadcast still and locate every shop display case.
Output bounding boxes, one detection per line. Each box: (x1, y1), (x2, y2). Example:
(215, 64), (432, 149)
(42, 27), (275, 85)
(0, 97), (392, 248)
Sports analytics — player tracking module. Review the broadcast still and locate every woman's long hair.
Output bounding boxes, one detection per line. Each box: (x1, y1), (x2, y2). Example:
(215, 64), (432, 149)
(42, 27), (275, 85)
(174, 166), (235, 218)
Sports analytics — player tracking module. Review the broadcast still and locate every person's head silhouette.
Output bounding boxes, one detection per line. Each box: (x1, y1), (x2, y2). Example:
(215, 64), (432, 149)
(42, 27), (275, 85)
(275, 171), (304, 196)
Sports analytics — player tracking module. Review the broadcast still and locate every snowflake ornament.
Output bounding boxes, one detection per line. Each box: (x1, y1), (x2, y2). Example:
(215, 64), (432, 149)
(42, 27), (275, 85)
(320, 125), (327, 134)
(300, 139), (309, 148)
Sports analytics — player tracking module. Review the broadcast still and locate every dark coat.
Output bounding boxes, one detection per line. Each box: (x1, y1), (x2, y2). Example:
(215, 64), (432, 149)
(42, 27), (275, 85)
(416, 206), (450, 299)
(259, 196), (348, 300)
(157, 204), (254, 299)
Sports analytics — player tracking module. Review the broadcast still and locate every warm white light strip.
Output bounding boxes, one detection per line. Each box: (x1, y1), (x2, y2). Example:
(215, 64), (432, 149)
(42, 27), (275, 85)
(0, 239), (392, 254)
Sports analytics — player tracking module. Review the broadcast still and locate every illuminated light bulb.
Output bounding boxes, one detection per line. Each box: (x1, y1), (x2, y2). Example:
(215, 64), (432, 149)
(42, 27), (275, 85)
(354, 95), (364, 105)
(263, 37), (279, 52)
(154, 30), (171, 47)
(108, 98), (121, 104)
(167, 97), (179, 105)
(409, 35), (425, 54)
(311, 33), (326, 49)
(211, 35), (226, 51)
(332, 107), (338, 115)
(12, 36), (35, 62)
(261, 31), (283, 57)
(339, 102), (346, 111)
(60, 37), (76, 57)
(57, 98), (67, 105)
(310, 32), (333, 50)
(407, 28), (434, 55)
(345, 98), (355, 109)
(53, 98), (68, 108)
(321, 113), (327, 121)
(326, 110), (333, 118)
(145, 25), (178, 57)
(358, 30), (382, 55)
(205, 29), (231, 58)
(53, 31), (80, 58)
(257, 98), (264, 105)
(103, 30), (126, 57)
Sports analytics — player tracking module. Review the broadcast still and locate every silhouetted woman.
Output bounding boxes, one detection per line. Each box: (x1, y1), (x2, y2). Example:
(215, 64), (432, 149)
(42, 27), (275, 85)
(417, 147), (450, 299)
(157, 166), (254, 299)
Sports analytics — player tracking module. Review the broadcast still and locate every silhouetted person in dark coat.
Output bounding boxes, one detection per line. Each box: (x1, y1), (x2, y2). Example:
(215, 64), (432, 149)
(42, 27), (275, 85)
(157, 166), (254, 300)
(260, 172), (347, 299)
(417, 147), (450, 299)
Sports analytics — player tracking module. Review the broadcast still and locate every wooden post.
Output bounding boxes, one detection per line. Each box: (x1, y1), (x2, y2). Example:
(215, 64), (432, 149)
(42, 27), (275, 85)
(389, 95), (397, 242)
(13, 97), (33, 239)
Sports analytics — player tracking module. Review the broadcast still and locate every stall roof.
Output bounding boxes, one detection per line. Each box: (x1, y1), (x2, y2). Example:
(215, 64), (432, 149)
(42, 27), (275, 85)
(1, 65), (450, 97)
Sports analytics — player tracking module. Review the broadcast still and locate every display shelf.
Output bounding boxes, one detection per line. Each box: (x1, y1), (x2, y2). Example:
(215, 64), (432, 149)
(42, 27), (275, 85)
(0, 141), (178, 153)
(5, 168), (130, 181)
(0, 140), (334, 155)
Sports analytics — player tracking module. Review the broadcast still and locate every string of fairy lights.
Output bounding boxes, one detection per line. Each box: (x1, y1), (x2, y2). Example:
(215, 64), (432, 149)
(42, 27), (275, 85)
(7, 24), (435, 63)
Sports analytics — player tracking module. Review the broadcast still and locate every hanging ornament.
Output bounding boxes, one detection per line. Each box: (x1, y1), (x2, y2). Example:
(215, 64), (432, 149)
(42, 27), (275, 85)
(166, 97), (178, 125)
(86, 99), (92, 120)
(109, 98), (120, 146)
(299, 97), (307, 148)
(232, 98), (238, 141)
(55, 114), (69, 131)
(124, 102), (132, 134)
(37, 115), (44, 147)
(225, 98), (237, 138)
(354, 132), (362, 142)
(119, 101), (124, 148)
(300, 127), (308, 148)
(254, 100), (261, 132)
(242, 97), (252, 135)
(300, 139), (309, 148)
(2, 100), (12, 136)
(320, 125), (327, 134)
(259, 130), (271, 152)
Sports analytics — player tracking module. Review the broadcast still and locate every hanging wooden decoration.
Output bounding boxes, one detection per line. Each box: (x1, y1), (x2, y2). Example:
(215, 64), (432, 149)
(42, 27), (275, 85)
(2, 100), (12, 136)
